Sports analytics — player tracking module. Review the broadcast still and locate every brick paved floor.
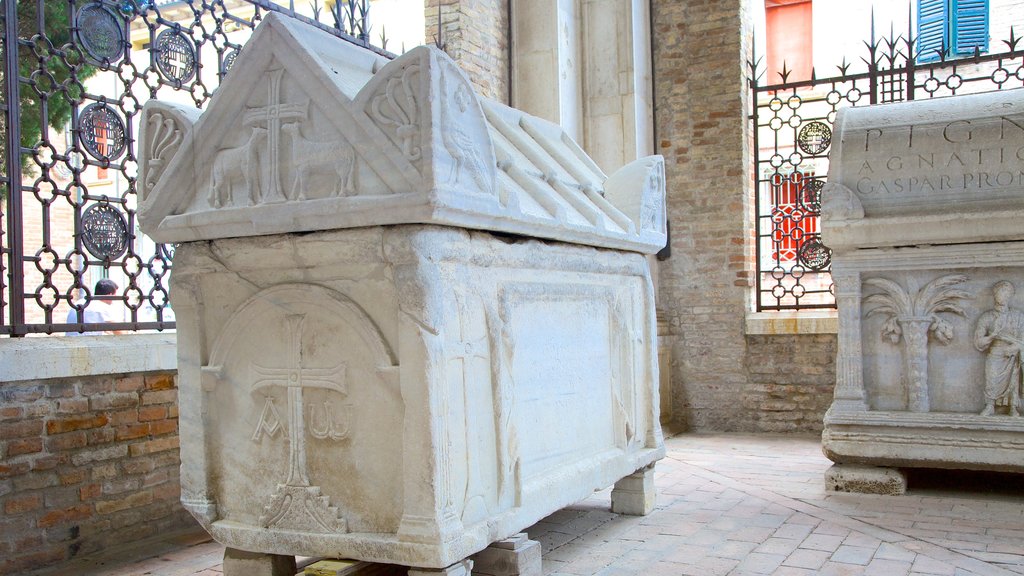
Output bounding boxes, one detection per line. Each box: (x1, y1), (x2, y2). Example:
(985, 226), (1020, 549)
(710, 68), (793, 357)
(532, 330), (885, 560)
(33, 433), (1024, 576)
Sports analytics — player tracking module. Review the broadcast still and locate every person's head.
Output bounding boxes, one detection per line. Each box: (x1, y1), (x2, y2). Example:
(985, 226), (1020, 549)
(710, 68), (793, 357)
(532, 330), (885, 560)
(994, 280), (1015, 305)
(94, 279), (118, 298)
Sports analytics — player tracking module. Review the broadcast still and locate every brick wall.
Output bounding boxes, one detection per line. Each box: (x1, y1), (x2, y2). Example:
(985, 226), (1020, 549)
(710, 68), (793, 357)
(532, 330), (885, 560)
(745, 335), (836, 432)
(0, 371), (192, 574)
(650, 0), (837, 432)
(424, 0), (509, 102)
(652, 0), (758, 431)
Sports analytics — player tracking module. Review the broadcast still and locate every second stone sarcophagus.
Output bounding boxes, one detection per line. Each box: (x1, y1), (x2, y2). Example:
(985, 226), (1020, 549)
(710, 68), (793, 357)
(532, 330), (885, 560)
(138, 14), (666, 569)
(821, 88), (1024, 492)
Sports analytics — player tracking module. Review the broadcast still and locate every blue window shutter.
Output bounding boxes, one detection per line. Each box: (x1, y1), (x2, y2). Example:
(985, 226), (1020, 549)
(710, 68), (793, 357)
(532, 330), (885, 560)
(917, 0), (949, 62)
(953, 0), (989, 55)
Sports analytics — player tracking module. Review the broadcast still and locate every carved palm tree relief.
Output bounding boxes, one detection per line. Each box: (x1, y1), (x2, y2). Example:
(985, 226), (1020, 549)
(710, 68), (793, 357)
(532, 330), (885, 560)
(863, 274), (970, 413)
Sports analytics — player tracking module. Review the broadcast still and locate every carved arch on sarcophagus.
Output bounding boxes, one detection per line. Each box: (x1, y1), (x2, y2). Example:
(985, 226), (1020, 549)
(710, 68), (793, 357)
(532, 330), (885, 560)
(199, 283), (401, 535)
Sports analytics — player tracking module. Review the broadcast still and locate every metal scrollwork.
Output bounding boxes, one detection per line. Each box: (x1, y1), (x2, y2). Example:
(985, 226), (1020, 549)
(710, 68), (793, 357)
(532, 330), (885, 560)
(155, 29), (197, 84)
(222, 48), (240, 76)
(800, 177), (824, 215)
(76, 2), (127, 66)
(79, 103), (127, 161)
(798, 237), (832, 271)
(81, 203), (130, 260)
(797, 121), (832, 155)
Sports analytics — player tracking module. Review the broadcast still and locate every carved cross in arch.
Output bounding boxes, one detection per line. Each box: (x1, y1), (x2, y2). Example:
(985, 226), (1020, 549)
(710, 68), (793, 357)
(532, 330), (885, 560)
(251, 314), (346, 488)
(244, 68), (308, 203)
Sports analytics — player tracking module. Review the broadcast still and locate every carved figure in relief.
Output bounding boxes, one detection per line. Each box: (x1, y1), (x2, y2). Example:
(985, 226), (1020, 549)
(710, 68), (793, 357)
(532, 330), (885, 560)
(281, 123), (357, 199)
(974, 281), (1024, 416)
(863, 275), (969, 412)
(209, 128), (266, 208)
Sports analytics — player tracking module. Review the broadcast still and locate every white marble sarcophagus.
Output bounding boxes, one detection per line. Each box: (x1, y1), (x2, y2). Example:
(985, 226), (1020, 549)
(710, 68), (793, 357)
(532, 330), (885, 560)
(821, 89), (1024, 493)
(137, 13), (666, 570)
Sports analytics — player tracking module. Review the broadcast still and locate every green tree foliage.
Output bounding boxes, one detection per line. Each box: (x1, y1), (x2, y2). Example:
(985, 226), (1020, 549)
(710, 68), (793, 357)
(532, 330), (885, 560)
(1, 1), (98, 178)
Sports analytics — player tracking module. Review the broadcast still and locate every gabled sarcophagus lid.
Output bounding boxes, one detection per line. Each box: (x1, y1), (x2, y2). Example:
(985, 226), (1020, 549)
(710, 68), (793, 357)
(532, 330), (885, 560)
(137, 12), (666, 254)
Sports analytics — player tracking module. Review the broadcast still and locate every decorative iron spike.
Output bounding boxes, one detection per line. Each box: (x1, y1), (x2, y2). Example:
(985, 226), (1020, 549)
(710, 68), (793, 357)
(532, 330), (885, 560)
(870, 5), (876, 45)
(810, 67), (816, 82)
(434, 2), (447, 52)
(779, 61), (791, 83)
(379, 26), (387, 51)
(310, 0), (321, 22)
(838, 57), (851, 75)
(1004, 26), (1020, 51)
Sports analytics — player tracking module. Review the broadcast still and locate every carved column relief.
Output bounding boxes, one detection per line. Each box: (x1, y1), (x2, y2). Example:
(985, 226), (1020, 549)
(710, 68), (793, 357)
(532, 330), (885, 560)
(832, 270), (869, 412)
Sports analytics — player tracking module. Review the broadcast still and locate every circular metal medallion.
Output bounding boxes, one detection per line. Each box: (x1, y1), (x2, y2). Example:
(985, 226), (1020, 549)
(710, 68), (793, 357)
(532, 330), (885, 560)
(800, 178), (824, 214)
(81, 203), (130, 260)
(797, 121), (832, 155)
(798, 237), (832, 271)
(222, 48), (240, 75)
(79, 103), (127, 161)
(76, 2), (126, 65)
(155, 29), (197, 84)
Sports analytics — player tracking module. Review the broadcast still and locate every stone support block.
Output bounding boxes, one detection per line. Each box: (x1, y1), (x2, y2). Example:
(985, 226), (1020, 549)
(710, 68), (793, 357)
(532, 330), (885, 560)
(824, 464), (907, 495)
(469, 533), (541, 576)
(222, 547), (297, 576)
(611, 464), (656, 515)
(409, 559), (473, 576)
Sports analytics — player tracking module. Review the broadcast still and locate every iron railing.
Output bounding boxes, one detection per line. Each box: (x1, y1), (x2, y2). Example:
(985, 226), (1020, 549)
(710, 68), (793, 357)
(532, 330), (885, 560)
(0, 0), (389, 336)
(749, 24), (1024, 311)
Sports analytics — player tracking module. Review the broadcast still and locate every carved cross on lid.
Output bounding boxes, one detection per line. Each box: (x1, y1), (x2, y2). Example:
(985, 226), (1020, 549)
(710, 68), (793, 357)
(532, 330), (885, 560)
(244, 68), (308, 203)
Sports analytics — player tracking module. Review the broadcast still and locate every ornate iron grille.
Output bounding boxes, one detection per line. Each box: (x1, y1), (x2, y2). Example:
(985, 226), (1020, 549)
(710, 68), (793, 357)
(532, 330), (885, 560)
(1, 0), (389, 336)
(749, 24), (1024, 311)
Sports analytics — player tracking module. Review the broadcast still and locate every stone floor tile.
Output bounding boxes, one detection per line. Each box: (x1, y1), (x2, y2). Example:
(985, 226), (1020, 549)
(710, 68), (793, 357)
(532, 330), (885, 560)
(818, 560), (867, 575)
(863, 558), (913, 576)
(813, 524), (854, 538)
(781, 549), (832, 570)
(732, 552), (786, 574)
(660, 548), (708, 567)
(756, 538), (803, 556)
(831, 545), (878, 566)
(708, 539), (757, 560)
(729, 526), (778, 544)
(842, 533), (883, 549)
(910, 555), (958, 575)
(875, 543), (918, 562)
(798, 534), (846, 553)
(685, 555), (738, 576)
(771, 567), (819, 575)
(773, 524), (814, 541)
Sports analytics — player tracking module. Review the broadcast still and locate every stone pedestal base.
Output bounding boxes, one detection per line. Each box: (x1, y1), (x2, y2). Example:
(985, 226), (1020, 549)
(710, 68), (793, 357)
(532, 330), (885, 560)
(611, 464), (656, 515)
(469, 533), (541, 576)
(409, 560), (474, 576)
(222, 547), (297, 576)
(825, 464), (907, 495)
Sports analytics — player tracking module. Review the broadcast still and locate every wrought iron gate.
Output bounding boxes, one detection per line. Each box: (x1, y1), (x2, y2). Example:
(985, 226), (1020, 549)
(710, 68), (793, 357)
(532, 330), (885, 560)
(749, 25), (1024, 311)
(0, 0), (385, 336)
